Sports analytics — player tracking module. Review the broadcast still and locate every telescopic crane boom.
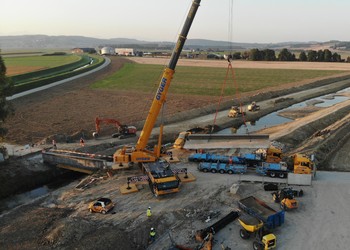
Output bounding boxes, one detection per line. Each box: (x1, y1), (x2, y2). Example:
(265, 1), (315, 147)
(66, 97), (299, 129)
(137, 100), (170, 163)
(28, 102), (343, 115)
(113, 0), (201, 165)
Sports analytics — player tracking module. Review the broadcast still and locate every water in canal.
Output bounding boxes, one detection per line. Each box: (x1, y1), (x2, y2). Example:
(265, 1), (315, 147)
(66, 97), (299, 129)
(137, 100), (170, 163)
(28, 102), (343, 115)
(219, 91), (349, 135)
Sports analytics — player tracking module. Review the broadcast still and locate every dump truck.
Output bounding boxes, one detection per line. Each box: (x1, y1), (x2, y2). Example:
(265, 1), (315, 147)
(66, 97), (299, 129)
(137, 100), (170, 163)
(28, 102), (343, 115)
(197, 162), (247, 174)
(238, 214), (277, 250)
(238, 196), (285, 230)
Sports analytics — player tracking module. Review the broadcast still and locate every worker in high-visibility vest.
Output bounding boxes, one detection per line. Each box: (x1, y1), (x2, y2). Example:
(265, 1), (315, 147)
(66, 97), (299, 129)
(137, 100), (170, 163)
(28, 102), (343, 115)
(149, 228), (156, 244)
(147, 206), (152, 217)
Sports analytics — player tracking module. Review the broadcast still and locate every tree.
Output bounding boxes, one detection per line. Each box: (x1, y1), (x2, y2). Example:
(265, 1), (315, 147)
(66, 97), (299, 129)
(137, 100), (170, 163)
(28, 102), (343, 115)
(263, 49), (276, 61)
(241, 51), (250, 60)
(249, 49), (263, 61)
(332, 52), (341, 62)
(307, 50), (317, 62)
(278, 48), (294, 61)
(232, 52), (241, 60)
(317, 50), (324, 62)
(324, 49), (332, 62)
(299, 51), (307, 61)
(0, 51), (14, 138)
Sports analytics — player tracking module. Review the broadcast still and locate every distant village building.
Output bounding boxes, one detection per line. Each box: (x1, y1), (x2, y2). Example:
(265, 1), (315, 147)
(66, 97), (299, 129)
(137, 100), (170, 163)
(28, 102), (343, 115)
(115, 48), (134, 56)
(100, 47), (115, 55)
(71, 48), (96, 54)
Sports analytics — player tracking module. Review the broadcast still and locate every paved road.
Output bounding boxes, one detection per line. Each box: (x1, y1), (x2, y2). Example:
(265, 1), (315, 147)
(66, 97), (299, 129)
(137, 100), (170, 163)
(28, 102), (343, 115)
(7, 56), (111, 101)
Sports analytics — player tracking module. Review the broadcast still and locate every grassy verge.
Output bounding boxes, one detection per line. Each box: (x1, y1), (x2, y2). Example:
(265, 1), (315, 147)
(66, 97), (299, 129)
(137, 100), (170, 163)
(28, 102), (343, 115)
(5, 54), (81, 70)
(91, 63), (347, 96)
(10, 54), (105, 94)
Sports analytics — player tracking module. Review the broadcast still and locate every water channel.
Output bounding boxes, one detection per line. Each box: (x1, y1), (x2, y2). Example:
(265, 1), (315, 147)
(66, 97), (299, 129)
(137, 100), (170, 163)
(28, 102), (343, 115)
(218, 88), (350, 135)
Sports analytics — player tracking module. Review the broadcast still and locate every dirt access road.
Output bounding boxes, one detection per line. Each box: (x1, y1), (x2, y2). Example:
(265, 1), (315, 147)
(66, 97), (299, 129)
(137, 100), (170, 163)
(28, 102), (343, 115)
(1, 57), (350, 250)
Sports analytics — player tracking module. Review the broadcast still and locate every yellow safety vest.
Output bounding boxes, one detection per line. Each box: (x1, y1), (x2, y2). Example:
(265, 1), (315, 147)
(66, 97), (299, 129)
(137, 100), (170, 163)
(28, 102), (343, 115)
(150, 231), (156, 237)
(147, 209), (152, 217)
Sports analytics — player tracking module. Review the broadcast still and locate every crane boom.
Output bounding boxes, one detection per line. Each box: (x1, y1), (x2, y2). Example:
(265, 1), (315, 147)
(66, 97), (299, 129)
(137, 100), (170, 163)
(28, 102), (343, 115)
(136, 0), (201, 150)
(114, 0), (201, 164)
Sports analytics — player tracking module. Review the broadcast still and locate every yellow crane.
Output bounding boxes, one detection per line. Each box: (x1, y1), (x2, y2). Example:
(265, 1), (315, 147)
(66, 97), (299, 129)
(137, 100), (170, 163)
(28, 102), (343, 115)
(113, 0), (201, 166)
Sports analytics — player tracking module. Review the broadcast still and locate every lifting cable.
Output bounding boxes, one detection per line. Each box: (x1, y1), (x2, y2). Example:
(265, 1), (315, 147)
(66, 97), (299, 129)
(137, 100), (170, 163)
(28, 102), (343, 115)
(212, 0), (247, 129)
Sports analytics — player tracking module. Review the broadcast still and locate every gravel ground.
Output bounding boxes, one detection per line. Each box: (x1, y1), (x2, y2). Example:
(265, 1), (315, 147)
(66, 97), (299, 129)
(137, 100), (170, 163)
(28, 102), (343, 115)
(1, 57), (350, 250)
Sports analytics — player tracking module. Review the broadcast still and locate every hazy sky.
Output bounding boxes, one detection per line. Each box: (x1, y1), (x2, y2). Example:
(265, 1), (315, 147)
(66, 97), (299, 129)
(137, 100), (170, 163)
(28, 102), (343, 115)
(1, 0), (349, 43)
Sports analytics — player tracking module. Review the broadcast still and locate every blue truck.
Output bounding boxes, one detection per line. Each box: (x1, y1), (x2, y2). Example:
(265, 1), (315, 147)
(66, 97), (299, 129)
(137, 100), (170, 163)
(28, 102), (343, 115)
(198, 162), (247, 174)
(238, 196), (285, 230)
(255, 162), (289, 178)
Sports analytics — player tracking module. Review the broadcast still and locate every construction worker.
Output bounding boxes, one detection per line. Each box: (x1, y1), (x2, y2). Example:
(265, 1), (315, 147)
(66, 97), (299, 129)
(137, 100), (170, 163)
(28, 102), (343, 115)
(80, 137), (85, 147)
(229, 156), (233, 165)
(149, 228), (156, 244)
(52, 139), (57, 149)
(147, 206), (152, 218)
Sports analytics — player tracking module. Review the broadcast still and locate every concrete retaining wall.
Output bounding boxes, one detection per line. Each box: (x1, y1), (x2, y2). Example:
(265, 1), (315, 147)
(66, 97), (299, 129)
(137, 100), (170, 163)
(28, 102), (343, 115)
(287, 173), (312, 186)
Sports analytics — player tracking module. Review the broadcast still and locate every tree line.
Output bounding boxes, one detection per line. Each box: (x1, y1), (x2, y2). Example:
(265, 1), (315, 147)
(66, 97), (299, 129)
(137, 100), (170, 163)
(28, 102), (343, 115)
(230, 48), (349, 62)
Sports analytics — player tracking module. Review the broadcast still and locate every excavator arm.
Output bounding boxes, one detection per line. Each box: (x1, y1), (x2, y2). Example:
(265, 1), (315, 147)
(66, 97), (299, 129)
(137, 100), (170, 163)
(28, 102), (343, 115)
(114, 0), (201, 164)
(95, 117), (122, 134)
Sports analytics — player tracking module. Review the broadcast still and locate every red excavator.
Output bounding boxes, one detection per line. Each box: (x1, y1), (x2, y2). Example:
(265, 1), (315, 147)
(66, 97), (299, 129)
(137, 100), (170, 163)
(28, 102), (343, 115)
(94, 117), (137, 139)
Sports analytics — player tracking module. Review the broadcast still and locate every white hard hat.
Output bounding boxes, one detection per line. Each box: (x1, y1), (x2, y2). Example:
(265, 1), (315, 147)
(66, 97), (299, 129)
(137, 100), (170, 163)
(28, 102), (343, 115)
(151, 227), (154, 230)
(148, 206), (151, 209)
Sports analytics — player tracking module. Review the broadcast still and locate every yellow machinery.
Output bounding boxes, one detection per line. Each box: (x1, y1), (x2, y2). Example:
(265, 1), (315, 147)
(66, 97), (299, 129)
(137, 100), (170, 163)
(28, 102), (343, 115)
(173, 131), (191, 149)
(238, 214), (276, 250)
(265, 146), (283, 163)
(113, 0), (201, 166)
(272, 188), (299, 210)
(247, 101), (260, 112)
(293, 153), (314, 174)
(228, 105), (246, 118)
(143, 161), (180, 197)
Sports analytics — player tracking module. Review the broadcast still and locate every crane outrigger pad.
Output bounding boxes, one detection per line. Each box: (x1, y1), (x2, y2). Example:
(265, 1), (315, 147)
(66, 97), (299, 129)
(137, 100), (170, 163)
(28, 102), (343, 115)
(183, 134), (270, 149)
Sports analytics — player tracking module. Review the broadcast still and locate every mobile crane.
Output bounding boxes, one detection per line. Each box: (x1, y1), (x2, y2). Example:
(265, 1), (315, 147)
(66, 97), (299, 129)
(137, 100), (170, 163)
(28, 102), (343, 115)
(113, 0), (201, 165)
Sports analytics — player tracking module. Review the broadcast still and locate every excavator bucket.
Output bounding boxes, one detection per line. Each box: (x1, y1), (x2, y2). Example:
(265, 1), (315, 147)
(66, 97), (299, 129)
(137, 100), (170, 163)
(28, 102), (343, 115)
(183, 134), (270, 149)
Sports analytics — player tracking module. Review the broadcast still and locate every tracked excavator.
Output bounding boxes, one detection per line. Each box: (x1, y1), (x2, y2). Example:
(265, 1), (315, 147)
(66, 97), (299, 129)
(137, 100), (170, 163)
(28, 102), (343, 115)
(93, 117), (136, 139)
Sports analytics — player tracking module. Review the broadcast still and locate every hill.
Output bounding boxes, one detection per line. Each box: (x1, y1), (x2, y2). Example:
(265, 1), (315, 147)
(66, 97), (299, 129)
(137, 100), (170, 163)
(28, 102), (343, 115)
(1, 35), (348, 51)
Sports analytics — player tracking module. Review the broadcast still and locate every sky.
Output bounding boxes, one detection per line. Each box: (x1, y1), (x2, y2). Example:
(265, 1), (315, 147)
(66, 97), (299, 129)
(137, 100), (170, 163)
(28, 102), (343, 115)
(1, 0), (350, 43)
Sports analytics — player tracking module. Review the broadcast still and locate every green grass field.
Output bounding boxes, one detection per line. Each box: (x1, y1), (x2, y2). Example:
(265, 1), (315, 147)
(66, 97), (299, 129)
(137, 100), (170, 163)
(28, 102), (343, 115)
(4, 54), (81, 68)
(91, 63), (346, 96)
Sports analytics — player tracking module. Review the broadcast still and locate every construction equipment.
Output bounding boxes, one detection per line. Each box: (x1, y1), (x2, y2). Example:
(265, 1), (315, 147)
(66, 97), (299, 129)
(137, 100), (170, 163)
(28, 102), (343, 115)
(173, 125), (219, 149)
(256, 162), (289, 178)
(113, 0), (201, 165)
(228, 105), (246, 118)
(238, 196), (285, 230)
(247, 101), (260, 112)
(272, 187), (303, 210)
(195, 211), (240, 250)
(94, 117), (137, 139)
(265, 146), (283, 163)
(173, 131), (191, 149)
(238, 214), (276, 250)
(292, 153), (315, 175)
(143, 161), (181, 196)
(125, 164), (189, 196)
(197, 161), (247, 174)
